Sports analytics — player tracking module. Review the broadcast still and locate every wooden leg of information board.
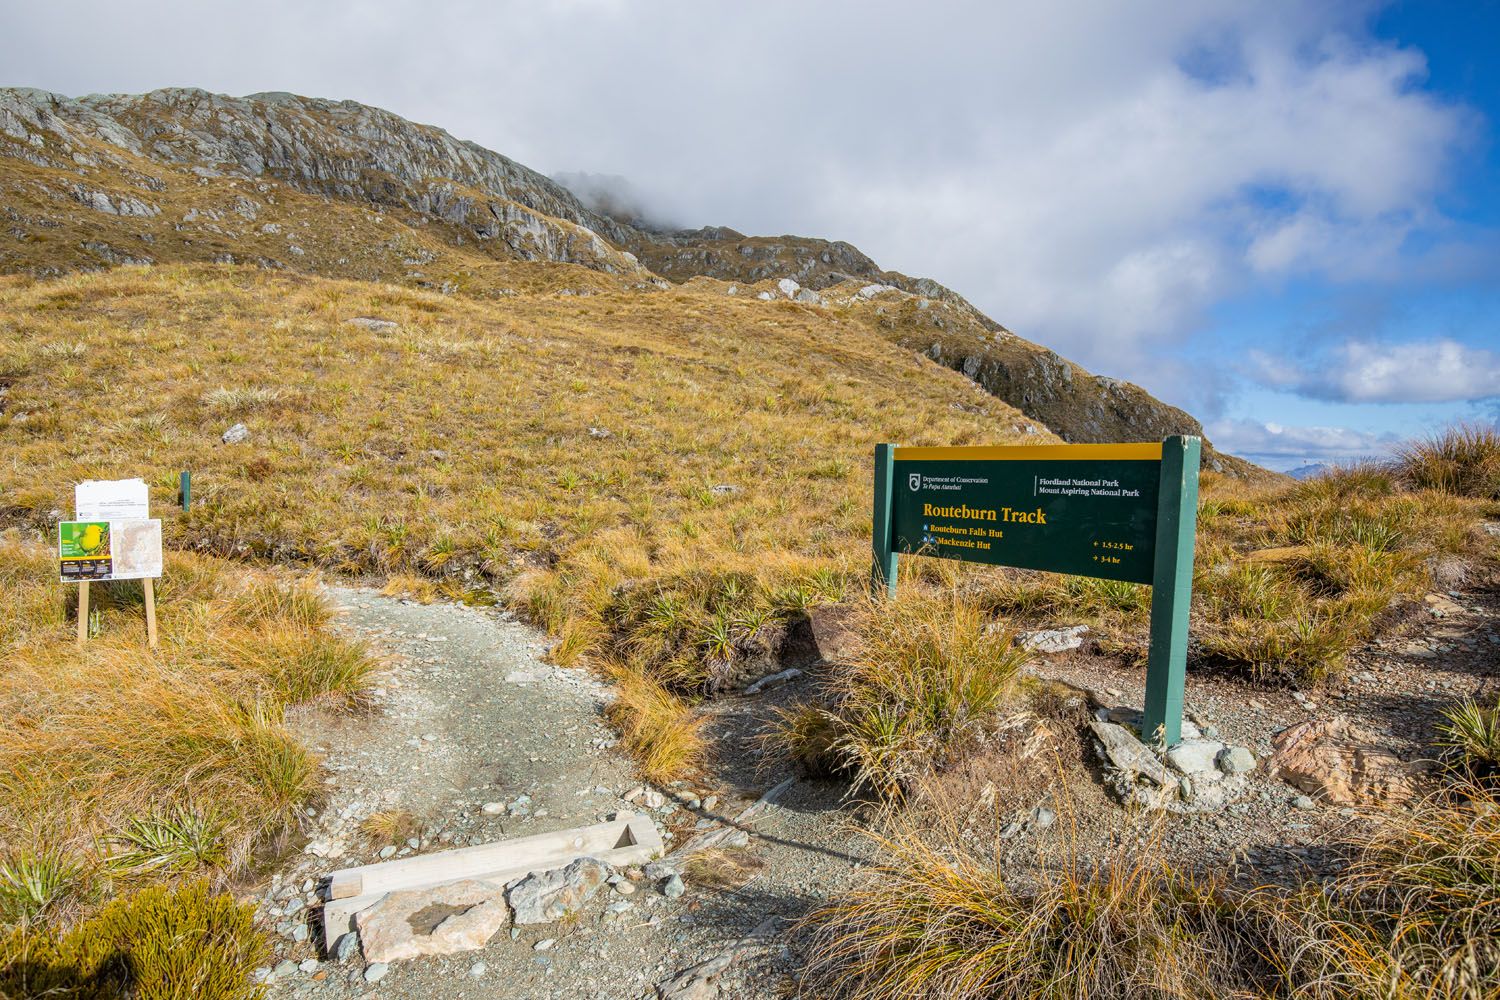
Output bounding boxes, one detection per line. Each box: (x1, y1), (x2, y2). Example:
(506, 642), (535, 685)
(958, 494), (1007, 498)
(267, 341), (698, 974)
(76, 581), (90, 648)
(1142, 435), (1201, 749)
(870, 443), (899, 599)
(143, 578), (159, 650)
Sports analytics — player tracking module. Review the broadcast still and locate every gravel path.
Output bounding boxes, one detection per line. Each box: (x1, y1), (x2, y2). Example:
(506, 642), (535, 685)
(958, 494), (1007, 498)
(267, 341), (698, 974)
(251, 587), (864, 1000)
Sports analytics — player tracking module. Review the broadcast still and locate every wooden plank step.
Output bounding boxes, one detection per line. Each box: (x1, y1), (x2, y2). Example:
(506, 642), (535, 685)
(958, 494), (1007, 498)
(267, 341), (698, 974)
(321, 813), (662, 941)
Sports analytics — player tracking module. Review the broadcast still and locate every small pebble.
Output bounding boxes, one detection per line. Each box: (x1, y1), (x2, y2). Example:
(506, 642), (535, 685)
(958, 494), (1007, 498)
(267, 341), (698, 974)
(364, 962), (389, 983)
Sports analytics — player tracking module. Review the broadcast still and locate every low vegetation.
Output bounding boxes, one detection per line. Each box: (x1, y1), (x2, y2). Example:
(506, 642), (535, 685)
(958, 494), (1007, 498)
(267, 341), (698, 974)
(0, 880), (266, 1000)
(803, 777), (1500, 1000)
(603, 662), (707, 785)
(974, 459), (1495, 687)
(1398, 423), (1500, 500)
(0, 534), (376, 936)
(1438, 695), (1500, 784)
(801, 822), (1271, 1000)
(772, 594), (1028, 800)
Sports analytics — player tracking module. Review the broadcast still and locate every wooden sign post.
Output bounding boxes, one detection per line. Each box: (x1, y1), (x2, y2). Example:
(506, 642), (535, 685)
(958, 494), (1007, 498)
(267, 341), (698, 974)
(872, 437), (1201, 745)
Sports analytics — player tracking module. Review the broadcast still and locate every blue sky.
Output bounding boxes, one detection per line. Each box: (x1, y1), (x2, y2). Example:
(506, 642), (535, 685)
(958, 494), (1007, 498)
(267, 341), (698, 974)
(2, 1), (1496, 470)
(1195, 1), (1500, 468)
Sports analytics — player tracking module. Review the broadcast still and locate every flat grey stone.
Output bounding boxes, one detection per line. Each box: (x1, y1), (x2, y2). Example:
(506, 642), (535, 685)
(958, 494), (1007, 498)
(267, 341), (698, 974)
(1217, 746), (1256, 774)
(1165, 740), (1227, 775)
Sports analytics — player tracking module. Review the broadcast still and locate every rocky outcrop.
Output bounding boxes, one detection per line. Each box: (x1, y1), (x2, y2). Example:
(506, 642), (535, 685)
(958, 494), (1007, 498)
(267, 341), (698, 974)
(0, 85), (1254, 471)
(0, 87), (645, 278)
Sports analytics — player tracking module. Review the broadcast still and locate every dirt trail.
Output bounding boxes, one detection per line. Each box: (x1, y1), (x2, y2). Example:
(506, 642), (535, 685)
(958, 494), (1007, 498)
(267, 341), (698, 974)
(254, 586), (862, 1000)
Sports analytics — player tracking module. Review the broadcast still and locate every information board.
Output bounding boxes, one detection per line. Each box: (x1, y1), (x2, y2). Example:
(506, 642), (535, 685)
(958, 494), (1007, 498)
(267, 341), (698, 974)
(871, 437), (1201, 746)
(891, 443), (1162, 584)
(59, 518), (162, 582)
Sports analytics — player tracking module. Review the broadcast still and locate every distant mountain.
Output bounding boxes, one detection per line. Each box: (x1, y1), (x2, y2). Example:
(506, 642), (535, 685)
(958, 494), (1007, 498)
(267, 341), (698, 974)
(0, 87), (1259, 474)
(1286, 463), (1333, 480)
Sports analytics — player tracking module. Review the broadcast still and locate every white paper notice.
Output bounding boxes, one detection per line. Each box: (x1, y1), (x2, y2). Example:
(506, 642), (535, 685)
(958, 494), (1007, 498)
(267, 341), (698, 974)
(76, 479), (151, 520)
(110, 519), (163, 580)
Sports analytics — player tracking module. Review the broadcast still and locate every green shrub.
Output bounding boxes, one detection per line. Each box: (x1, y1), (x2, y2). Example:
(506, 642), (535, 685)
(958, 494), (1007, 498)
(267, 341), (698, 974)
(107, 807), (228, 879)
(0, 880), (267, 999)
(1437, 696), (1500, 783)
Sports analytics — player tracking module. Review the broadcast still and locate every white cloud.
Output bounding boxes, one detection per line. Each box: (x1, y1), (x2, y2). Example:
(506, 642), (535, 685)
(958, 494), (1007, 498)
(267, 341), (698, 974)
(1208, 418), (1401, 465)
(1248, 338), (1500, 403)
(0, 0), (1480, 383)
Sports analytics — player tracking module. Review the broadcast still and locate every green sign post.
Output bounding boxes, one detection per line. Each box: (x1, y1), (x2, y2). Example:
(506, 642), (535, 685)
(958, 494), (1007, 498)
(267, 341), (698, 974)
(871, 437), (1201, 745)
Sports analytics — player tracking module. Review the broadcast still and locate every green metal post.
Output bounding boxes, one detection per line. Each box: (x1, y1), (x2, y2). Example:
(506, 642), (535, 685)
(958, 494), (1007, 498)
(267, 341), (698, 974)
(179, 470), (191, 512)
(1142, 435), (1201, 748)
(871, 443), (898, 598)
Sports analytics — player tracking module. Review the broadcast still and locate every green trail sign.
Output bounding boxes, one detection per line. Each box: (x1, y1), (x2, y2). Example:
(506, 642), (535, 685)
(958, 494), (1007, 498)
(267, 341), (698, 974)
(872, 437), (1201, 745)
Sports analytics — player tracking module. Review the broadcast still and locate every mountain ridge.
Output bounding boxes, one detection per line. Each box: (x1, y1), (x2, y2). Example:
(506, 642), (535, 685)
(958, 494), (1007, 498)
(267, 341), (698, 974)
(0, 86), (1257, 474)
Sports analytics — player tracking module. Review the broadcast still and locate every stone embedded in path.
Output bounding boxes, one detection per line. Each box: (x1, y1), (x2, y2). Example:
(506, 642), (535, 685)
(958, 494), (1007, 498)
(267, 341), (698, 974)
(1271, 716), (1422, 806)
(1165, 740), (1226, 776)
(1088, 720), (1169, 787)
(1217, 746), (1256, 774)
(1018, 625), (1088, 654)
(508, 857), (610, 925)
(332, 931), (359, 963)
(355, 879), (510, 963)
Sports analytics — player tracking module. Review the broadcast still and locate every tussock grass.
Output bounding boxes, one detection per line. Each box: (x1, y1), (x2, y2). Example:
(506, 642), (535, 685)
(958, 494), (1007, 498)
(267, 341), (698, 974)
(975, 461), (1493, 687)
(0, 535), (375, 929)
(801, 825), (1271, 999)
(772, 594), (1027, 800)
(361, 810), (422, 847)
(1398, 424), (1500, 500)
(1275, 782), (1500, 999)
(1437, 696), (1500, 784)
(603, 662), (707, 784)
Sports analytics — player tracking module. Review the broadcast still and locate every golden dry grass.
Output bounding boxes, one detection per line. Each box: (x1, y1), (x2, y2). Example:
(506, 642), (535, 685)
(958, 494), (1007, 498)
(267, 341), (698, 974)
(0, 264), (1033, 680)
(801, 817), (1272, 1000)
(967, 463), (1496, 686)
(0, 534), (376, 926)
(771, 592), (1029, 800)
(603, 661), (707, 785)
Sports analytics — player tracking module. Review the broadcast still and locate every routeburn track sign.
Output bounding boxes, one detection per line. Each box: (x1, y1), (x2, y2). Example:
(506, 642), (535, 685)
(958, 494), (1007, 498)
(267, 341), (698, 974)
(871, 437), (1201, 746)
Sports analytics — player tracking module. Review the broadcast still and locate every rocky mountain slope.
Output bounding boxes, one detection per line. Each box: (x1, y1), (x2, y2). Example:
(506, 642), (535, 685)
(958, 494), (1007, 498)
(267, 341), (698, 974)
(0, 87), (1251, 471)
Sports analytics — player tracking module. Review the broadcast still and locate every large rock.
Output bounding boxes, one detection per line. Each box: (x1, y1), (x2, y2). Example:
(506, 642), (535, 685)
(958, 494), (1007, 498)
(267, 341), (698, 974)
(355, 879), (510, 964)
(1270, 717), (1422, 806)
(507, 857), (610, 925)
(806, 604), (859, 663)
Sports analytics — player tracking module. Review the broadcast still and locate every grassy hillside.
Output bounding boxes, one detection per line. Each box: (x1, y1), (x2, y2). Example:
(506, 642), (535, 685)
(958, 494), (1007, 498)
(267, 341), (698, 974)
(4, 265), (1492, 703)
(0, 263), (1037, 674)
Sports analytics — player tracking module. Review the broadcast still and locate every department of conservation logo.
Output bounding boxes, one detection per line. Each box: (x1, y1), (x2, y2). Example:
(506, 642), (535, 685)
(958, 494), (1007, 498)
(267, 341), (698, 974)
(908, 473), (922, 491)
